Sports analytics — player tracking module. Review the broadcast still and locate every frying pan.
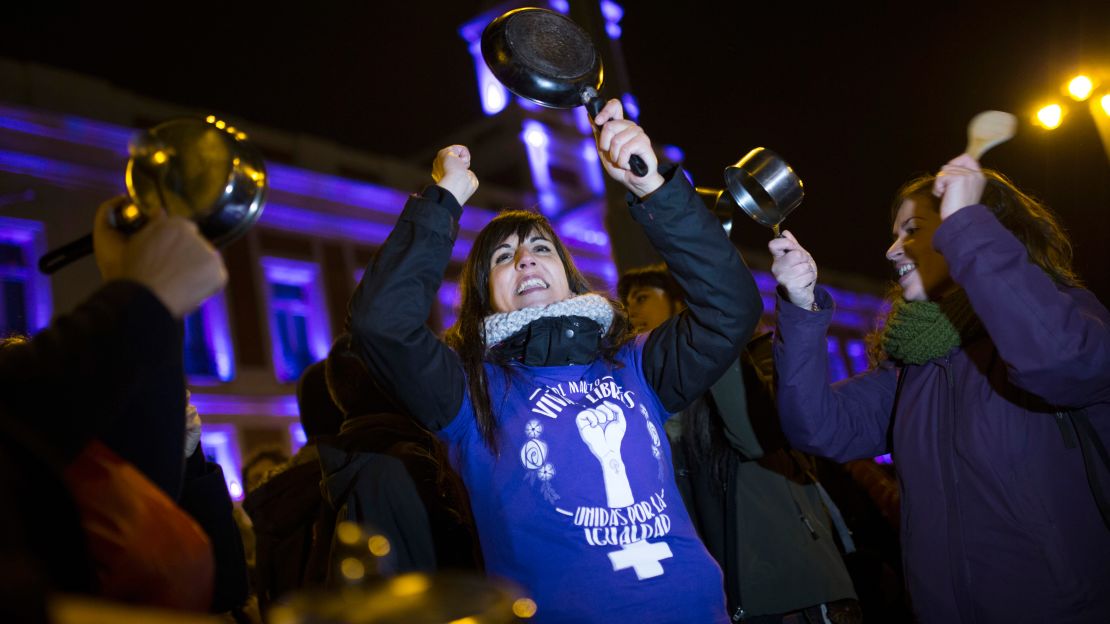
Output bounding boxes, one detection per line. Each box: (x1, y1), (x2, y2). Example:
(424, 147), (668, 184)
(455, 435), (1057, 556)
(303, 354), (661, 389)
(38, 116), (268, 274)
(481, 7), (648, 177)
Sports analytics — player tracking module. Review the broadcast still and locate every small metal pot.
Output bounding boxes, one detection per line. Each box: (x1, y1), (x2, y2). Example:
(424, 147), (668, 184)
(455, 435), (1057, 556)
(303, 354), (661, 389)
(39, 116), (268, 274)
(721, 147), (803, 235)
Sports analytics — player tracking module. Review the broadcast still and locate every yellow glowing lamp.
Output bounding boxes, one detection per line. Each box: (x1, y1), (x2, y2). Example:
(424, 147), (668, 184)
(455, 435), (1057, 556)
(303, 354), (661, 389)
(1101, 94), (1110, 117)
(205, 115), (216, 123)
(215, 120), (227, 130)
(150, 149), (168, 165)
(1035, 104), (1064, 129)
(1067, 75), (1094, 101)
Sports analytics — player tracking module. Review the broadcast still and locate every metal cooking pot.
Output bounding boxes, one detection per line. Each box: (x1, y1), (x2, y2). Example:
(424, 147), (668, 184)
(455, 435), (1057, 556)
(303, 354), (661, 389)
(38, 116), (268, 274)
(721, 147), (803, 236)
(481, 7), (648, 177)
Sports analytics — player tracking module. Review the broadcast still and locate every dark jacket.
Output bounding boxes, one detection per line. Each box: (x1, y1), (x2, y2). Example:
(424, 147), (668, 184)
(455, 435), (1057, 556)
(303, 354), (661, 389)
(672, 334), (856, 619)
(774, 205), (1110, 623)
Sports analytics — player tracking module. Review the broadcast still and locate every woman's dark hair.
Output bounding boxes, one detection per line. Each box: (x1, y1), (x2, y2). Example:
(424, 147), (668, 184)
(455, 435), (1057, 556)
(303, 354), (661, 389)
(867, 168), (1082, 363)
(444, 209), (631, 451)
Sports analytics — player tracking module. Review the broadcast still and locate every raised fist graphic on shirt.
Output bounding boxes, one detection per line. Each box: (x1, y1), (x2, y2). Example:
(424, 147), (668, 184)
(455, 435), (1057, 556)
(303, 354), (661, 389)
(576, 400), (634, 508)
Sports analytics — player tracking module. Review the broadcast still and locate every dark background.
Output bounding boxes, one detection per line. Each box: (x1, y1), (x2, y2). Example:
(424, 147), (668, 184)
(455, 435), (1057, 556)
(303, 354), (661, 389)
(4, 1), (1109, 300)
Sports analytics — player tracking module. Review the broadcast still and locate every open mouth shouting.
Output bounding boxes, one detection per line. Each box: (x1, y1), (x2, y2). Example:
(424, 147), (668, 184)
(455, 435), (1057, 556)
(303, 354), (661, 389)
(516, 276), (549, 297)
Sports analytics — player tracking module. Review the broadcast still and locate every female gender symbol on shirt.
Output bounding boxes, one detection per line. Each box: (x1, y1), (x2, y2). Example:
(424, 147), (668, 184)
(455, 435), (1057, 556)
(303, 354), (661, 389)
(575, 400), (634, 508)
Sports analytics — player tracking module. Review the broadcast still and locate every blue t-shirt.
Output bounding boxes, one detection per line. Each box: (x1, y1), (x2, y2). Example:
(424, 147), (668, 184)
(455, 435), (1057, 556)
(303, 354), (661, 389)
(441, 338), (728, 623)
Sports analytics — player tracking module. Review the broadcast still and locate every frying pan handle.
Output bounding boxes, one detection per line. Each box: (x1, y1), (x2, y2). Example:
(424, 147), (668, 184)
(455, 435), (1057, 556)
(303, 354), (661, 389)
(584, 97), (649, 177)
(39, 234), (93, 275)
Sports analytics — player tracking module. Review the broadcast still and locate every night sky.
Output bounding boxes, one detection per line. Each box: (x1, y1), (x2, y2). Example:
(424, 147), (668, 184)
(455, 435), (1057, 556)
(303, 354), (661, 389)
(4, 1), (1109, 301)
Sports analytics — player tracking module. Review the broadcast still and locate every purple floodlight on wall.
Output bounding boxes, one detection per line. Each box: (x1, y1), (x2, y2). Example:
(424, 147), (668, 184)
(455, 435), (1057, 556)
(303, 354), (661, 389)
(522, 120), (560, 214)
(662, 144), (685, 163)
(621, 93), (639, 120)
(580, 138), (606, 194)
(189, 393), (300, 418)
(0, 104), (131, 155)
(601, 0), (624, 38)
(459, 17), (509, 116)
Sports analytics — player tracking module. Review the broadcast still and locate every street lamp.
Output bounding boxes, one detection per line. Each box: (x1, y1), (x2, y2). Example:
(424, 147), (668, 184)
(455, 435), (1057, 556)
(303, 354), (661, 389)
(1067, 75), (1094, 101)
(1035, 103), (1064, 129)
(1031, 72), (1110, 168)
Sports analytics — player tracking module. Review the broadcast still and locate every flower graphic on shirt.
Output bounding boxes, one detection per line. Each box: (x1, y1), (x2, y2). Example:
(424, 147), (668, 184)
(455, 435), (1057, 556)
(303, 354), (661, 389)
(522, 419), (560, 503)
(521, 439), (548, 470)
(525, 420), (543, 439)
(538, 464), (555, 481)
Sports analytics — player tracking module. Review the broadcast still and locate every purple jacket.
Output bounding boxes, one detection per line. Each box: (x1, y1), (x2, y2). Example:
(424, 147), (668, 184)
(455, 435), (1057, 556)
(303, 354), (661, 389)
(774, 205), (1110, 623)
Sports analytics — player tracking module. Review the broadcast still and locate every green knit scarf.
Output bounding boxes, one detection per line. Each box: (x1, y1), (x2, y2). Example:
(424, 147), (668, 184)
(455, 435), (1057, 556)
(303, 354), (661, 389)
(879, 289), (982, 365)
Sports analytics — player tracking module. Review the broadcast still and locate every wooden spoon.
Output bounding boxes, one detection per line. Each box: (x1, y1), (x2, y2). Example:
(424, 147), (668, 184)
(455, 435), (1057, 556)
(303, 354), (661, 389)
(966, 111), (1017, 160)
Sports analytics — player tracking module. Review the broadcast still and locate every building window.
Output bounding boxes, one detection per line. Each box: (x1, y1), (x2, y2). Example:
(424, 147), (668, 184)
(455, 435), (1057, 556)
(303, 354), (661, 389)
(183, 290), (234, 383)
(0, 217), (51, 337)
(260, 257), (331, 383)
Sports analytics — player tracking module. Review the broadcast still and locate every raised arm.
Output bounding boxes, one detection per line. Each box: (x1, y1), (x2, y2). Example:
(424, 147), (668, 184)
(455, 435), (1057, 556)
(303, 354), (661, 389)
(348, 146), (476, 431)
(590, 100), (761, 412)
(770, 233), (896, 461)
(932, 155), (1110, 407)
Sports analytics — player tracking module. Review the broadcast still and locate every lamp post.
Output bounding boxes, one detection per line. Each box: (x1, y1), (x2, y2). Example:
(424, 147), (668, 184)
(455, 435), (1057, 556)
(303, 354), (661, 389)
(1033, 72), (1110, 167)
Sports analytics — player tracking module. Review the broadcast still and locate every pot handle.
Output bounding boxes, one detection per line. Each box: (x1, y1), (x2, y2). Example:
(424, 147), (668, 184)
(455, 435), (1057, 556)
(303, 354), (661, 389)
(39, 234), (93, 275)
(584, 96), (649, 177)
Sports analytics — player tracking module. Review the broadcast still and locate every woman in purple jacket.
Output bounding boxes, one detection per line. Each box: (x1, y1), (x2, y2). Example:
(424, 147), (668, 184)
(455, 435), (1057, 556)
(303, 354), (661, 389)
(768, 154), (1110, 623)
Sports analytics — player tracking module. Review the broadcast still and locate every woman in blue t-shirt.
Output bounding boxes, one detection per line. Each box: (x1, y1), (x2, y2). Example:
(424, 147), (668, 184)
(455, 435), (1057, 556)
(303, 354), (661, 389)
(350, 99), (762, 623)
